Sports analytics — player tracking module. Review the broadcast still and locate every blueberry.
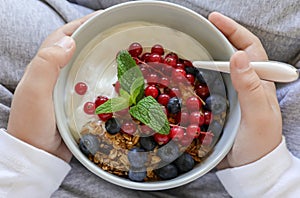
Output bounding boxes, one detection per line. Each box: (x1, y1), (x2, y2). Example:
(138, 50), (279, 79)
(195, 70), (206, 84)
(208, 120), (224, 137)
(198, 69), (220, 85)
(105, 118), (121, 135)
(140, 136), (157, 151)
(155, 164), (178, 180)
(157, 141), (180, 163)
(173, 153), (194, 173)
(128, 169), (147, 182)
(209, 77), (226, 96)
(128, 148), (148, 168)
(167, 97), (182, 114)
(79, 134), (100, 156)
(185, 66), (198, 76)
(205, 94), (227, 114)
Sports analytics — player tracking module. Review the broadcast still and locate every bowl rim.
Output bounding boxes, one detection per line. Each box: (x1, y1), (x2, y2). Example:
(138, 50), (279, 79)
(54, 1), (239, 191)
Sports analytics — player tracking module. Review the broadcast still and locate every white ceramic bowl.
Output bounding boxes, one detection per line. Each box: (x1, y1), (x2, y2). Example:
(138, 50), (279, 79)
(54, 1), (240, 191)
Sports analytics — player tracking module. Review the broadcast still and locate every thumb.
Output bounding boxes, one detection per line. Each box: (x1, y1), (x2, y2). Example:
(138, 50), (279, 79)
(230, 51), (270, 120)
(21, 36), (75, 96)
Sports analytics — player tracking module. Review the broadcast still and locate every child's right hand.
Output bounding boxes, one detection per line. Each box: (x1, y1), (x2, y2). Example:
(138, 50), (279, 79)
(6, 11), (101, 162)
(209, 12), (283, 169)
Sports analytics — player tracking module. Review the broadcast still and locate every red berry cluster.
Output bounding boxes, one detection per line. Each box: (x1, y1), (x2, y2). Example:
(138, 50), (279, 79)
(93, 42), (214, 147)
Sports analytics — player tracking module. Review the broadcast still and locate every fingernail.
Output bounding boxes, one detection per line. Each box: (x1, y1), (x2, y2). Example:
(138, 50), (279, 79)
(55, 36), (74, 51)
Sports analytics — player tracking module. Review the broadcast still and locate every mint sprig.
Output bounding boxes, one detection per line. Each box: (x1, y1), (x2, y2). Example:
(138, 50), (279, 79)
(130, 96), (170, 135)
(95, 50), (170, 135)
(129, 76), (144, 105)
(117, 50), (137, 81)
(95, 96), (129, 114)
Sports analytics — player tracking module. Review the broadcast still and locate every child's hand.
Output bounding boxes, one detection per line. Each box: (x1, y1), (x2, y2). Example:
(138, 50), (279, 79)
(209, 12), (283, 168)
(7, 12), (100, 162)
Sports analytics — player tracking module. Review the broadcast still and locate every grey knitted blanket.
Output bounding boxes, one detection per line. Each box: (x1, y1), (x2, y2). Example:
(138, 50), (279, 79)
(0, 0), (299, 197)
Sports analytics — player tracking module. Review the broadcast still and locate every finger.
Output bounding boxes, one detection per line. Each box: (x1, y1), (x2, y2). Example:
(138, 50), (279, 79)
(229, 51), (282, 164)
(21, 36), (75, 96)
(230, 51), (271, 120)
(208, 12), (267, 61)
(40, 10), (103, 48)
(231, 52), (279, 117)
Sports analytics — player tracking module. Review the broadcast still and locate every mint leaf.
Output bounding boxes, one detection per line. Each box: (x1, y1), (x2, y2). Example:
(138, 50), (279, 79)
(130, 77), (144, 105)
(119, 88), (131, 100)
(129, 96), (170, 135)
(119, 66), (144, 94)
(117, 51), (144, 96)
(95, 96), (130, 114)
(117, 50), (137, 80)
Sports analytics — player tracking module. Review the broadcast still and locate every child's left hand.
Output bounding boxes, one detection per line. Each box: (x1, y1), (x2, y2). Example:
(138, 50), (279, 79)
(209, 12), (283, 168)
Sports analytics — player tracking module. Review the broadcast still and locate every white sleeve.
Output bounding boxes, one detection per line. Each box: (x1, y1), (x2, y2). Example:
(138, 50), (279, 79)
(216, 137), (300, 198)
(0, 129), (71, 198)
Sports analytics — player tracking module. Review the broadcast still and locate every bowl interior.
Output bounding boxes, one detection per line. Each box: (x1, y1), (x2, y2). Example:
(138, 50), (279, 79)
(54, 1), (240, 190)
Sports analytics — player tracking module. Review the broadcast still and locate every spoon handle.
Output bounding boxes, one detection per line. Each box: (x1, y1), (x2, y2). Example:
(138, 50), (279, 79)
(192, 61), (299, 83)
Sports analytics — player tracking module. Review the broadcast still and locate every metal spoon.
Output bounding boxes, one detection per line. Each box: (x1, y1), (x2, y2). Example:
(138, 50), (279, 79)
(193, 61), (299, 83)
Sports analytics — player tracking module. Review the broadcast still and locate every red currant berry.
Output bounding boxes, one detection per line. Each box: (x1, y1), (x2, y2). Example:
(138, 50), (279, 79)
(146, 73), (159, 85)
(164, 57), (177, 67)
(139, 64), (150, 77)
(195, 84), (210, 99)
(121, 121), (137, 135)
(114, 108), (129, 117)
(114, 81), (121, 95)
(169, 126), (185, 140)
(165, 52), (178, 61)
(83, 102), (95, 115)
(141, 52), (151, 62)
(161, 64), (173, 76)
(75, 82), (88, 95)
(128, 42), (143, 57)
(186, 74), (195, 85)
(179, 134), (193, 146)
(158, 76), (170, 88)
(95, 96), (109, 107)
(95, 96), (113, 121)
(148, 53), (163, 63)
(204, 111), (213, 125)
(179, 111), (189, 126)
(98, 113), (113, 122)
(157, 93), (171, 106)
(200, 131), (214, 146)
(153, 133), (170, 145)
(189, 111), (205, 126)
(164, 87), (181, 98)
(139, 125), (154, 136)
(151, 44), (164, 55)
(186, 96), (202, 111)
(172, 68), (186, 83)
(144, 85), (159, 99)
(182, 59), (193, 67)
(175, 62), (185, 69)
(150, 62), (164, 71)
(186, 124), (201, 138)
